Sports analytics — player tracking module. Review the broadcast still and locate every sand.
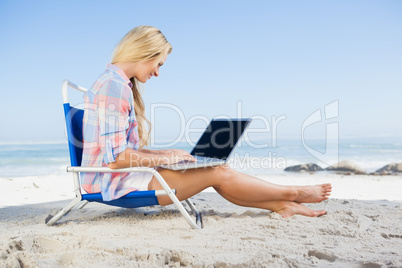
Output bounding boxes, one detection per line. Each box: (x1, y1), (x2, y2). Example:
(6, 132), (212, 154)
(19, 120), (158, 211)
(1, 173), (401, 267)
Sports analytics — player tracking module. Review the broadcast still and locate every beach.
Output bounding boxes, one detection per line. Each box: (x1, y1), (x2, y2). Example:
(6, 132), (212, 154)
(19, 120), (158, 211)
(2, 0), (402, 266)
(1, 172), (401, 267)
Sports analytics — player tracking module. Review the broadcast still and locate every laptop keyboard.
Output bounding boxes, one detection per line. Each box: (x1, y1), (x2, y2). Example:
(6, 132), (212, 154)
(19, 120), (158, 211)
(193, 155), (224, 163)
(177, 156), (224, 164)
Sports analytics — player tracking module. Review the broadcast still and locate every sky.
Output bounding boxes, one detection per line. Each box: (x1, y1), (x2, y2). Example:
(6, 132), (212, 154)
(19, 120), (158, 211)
(0, 0), (401, 145)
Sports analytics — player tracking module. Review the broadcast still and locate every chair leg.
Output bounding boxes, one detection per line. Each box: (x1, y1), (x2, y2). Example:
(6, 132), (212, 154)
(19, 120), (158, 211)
(152, 171), (201, 229)
(46, 197), (82, 226)
(185, 198), (203, 228)
(170, 200), (201, 229)
(76, 200), (89, 210)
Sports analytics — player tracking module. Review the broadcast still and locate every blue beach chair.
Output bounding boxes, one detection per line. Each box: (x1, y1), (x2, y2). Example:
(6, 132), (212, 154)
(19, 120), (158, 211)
(45, 80), (202, 229)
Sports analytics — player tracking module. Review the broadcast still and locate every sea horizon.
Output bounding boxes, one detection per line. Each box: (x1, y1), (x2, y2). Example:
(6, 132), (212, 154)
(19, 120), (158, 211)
(0, 136), (401, 178)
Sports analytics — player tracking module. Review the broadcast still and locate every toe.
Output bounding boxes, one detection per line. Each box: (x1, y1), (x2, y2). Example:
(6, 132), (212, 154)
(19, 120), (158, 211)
(316, 210), (327, 217)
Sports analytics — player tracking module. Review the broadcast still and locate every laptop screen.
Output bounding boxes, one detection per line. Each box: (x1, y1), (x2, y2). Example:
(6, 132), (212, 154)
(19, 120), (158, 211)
(190, 119), (251, 160)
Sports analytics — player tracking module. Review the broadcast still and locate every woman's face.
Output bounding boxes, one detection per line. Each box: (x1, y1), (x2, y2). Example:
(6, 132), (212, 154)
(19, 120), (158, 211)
(134, 55), (168, 83)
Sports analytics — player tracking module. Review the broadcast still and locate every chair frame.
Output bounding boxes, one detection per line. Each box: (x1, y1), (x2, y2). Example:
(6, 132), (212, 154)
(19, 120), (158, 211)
(46, 80), (202, 229)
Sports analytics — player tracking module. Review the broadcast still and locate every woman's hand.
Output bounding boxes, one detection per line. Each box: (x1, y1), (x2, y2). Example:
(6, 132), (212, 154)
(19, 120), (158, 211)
(162, 149), (197, 165)
(110, 148), (196, 168)
(107, 148), (196, 169)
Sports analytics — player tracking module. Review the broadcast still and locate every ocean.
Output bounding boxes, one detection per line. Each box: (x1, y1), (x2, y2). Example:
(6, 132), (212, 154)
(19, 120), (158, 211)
(1, 137), (401, 178)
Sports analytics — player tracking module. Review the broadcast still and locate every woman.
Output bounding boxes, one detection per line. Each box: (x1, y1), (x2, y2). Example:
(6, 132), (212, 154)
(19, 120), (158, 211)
(81, 25), (331, 218)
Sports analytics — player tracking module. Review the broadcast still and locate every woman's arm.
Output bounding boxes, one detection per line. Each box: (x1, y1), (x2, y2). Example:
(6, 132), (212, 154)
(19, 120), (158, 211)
(138, 148), (171, 155)
(107, 148), (195, 169)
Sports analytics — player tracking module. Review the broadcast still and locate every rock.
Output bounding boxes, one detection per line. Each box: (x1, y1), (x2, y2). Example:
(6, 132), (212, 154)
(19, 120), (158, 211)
(375, 163), (402, 173)
(325, 161), (366, 175)
(284, 163), (323, 172)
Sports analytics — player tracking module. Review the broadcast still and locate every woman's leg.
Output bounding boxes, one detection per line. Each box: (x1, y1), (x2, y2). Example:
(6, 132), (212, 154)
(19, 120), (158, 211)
(214, 188), (327, 217)
(148, 165), (331, 217)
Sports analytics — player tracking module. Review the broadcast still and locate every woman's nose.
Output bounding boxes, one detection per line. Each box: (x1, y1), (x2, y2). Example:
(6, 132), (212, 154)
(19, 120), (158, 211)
(154, 66), (160, 77)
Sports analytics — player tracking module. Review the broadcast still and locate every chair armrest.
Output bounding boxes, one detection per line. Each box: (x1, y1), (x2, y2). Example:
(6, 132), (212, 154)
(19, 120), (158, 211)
(67, 166), (157, 173)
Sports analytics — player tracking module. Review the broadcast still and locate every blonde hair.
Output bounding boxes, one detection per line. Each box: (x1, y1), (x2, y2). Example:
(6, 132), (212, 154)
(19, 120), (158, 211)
(111, 25), (172, 148)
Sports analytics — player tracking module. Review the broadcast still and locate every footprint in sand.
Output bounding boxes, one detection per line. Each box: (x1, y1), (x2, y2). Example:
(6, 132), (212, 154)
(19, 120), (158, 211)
(308, 250), (337, 262)
(381, 233), (402, 239)
(30, 236), (64, 254)
(1, 239), (38, 267)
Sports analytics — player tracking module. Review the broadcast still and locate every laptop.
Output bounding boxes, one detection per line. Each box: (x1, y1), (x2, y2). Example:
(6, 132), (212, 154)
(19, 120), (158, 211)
(160, 118), (251, 170)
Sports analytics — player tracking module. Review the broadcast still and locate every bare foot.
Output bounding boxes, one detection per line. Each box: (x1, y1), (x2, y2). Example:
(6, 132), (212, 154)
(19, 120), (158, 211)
(276, 202), (327, 218)
(294, 184), (332, 203)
